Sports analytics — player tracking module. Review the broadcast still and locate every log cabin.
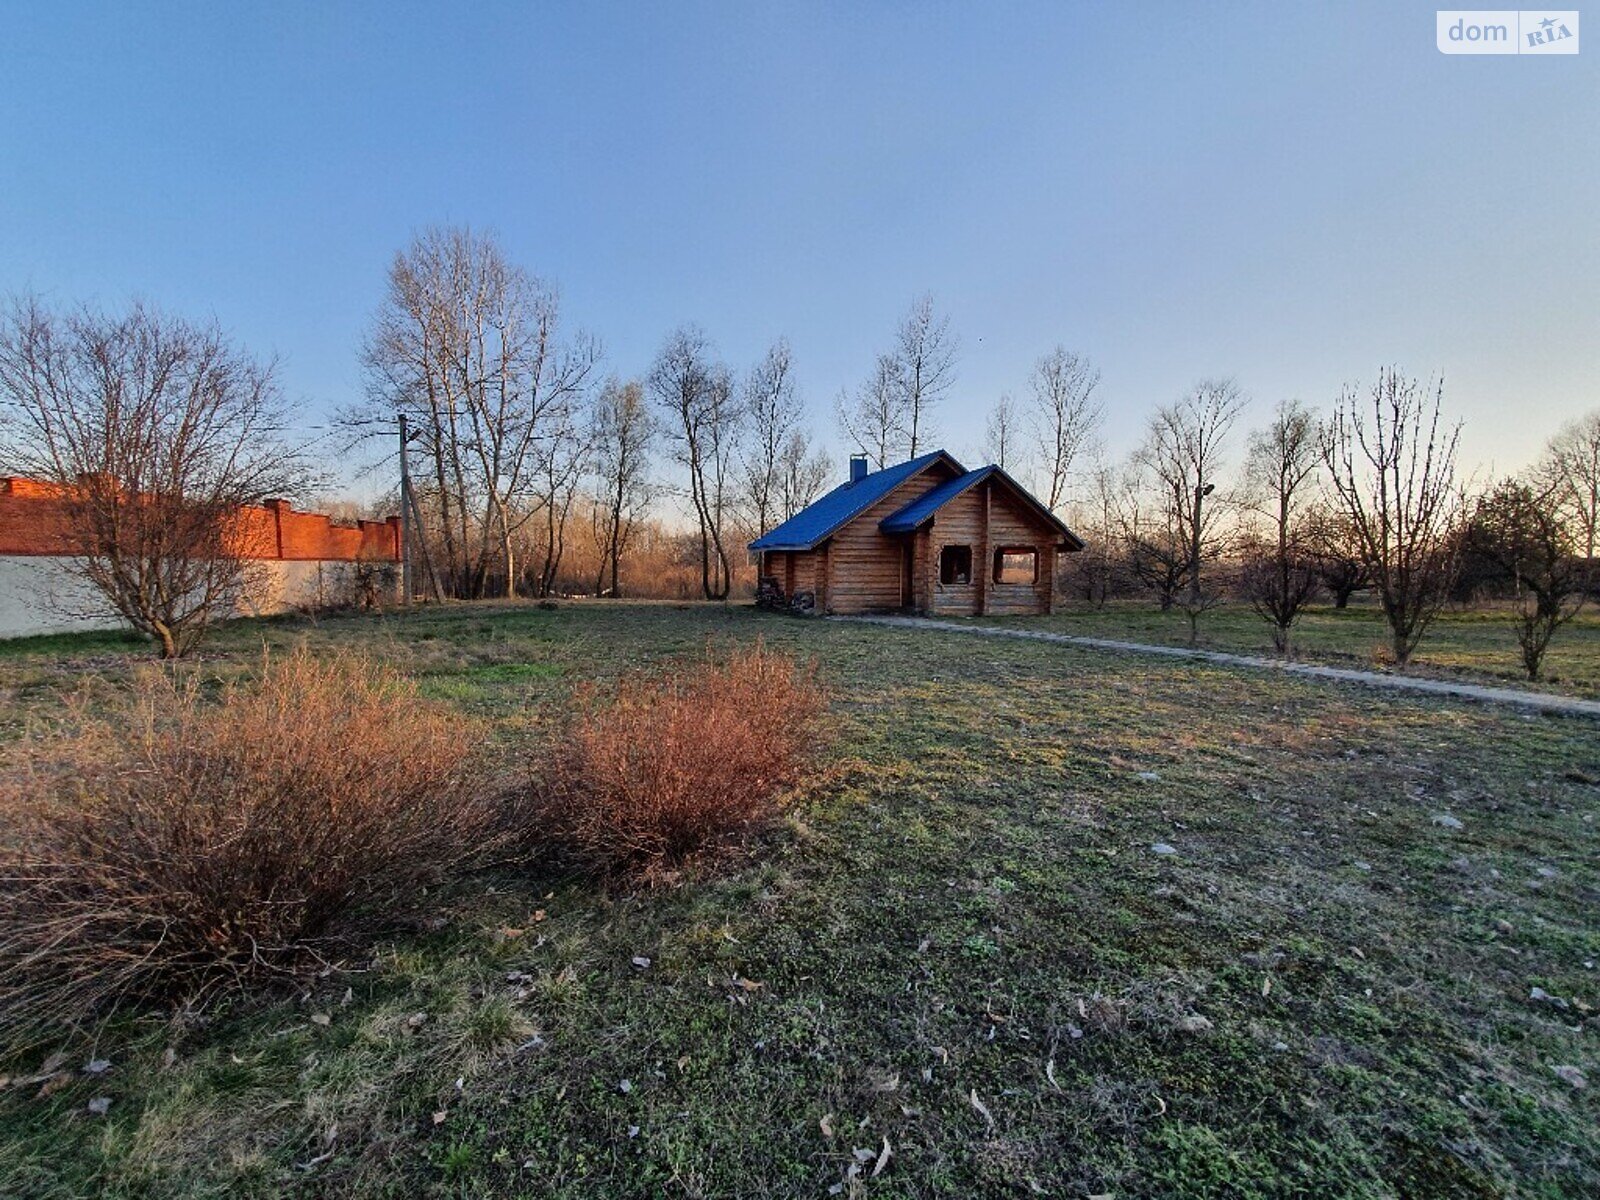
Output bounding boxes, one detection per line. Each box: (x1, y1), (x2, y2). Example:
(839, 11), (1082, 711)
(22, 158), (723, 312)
(750, 451), (1083, 617)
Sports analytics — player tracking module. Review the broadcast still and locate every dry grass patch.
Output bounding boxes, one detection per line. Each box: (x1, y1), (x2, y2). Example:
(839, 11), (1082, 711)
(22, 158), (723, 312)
(532, 644), (826, 879)
(0, 648), (489, 1048)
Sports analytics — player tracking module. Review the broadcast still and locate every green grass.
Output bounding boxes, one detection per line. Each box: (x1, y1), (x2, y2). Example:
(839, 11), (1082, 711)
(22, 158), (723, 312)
(1, 601), (1596, 1198)
(981, 599), (1600, 699)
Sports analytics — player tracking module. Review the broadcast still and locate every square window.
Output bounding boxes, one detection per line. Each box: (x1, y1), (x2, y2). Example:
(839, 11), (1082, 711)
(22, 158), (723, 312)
(993, 547), (1037, 585)
(939, 544), (972, 585)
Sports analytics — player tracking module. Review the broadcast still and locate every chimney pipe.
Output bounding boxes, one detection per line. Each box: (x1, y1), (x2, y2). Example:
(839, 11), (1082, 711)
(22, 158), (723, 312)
(849, 455), (869, 484)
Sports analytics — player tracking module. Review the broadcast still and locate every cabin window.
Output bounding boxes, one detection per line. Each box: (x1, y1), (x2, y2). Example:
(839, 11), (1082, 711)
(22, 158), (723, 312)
(993, 547), (1038, 585)
(939, 544), (972, 585)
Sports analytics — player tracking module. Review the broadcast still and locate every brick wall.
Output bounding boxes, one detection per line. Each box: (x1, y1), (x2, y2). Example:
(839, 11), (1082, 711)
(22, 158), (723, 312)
(0, 478), (400, 563)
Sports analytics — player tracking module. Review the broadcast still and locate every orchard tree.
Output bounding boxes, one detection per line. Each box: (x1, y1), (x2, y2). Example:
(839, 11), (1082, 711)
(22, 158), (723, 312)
(1136, 379), (1245, 644)
(1240, 400), (1321, 652)
(1464, 478), (1586, 680)
(1323, 368), (1464, 668)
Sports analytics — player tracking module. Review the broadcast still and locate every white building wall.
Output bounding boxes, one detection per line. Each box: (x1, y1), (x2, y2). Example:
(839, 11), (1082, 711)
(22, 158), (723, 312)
(0, 556), (396, 640)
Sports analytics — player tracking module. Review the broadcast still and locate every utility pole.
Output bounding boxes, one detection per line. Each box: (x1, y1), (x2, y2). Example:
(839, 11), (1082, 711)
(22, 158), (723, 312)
(399, 413), (413, 607)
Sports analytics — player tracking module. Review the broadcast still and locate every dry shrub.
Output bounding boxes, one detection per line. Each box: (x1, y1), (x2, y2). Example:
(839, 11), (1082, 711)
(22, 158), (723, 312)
(0, 648), (487, 1045)
(536, 644), (826, 879)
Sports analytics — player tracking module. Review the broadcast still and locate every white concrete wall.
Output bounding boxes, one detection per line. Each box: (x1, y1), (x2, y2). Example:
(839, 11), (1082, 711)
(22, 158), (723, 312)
(0, 556), (399, 640)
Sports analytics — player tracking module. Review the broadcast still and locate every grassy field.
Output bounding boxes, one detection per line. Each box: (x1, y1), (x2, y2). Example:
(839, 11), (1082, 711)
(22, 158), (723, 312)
(0, 601), (1596, 1198)
(982, 600), (1600, 700)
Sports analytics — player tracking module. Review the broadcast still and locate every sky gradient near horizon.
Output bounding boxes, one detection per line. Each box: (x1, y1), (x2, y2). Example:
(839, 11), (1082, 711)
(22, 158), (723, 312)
(2, 1), (1596, 503)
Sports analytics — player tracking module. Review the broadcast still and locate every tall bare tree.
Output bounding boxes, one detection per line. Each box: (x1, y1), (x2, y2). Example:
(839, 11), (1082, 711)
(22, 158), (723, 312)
(589, 379), (655, 597)
(740, 339), (801, 536)
(778, 430), (830, 521)
(531, 398), (592, 597)
(836, 354), (904, 469)
(983, 394), (1021, 471)
(1323, 368), (1464, 668)
(0, 297), (302, 657)
(1028, 347), (1102, 511)
(1463, 478), (1586, 679)
(649, 326), (743, 600)
(1240, 400), (1320, 652)
(357, 226), (597, 598)
(1137, 379), (1245, 644)
(892, 294), (958, 457)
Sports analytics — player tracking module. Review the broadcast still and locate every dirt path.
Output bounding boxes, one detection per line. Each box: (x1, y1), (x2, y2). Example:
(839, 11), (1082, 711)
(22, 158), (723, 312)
(834, 615), (1600, 719)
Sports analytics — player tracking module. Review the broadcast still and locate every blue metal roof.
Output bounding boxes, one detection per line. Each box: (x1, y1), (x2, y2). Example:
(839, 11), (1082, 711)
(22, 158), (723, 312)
(877, 466), (997, 534)
(879, 463), (1085, 548)
(748, 451), (960, 551)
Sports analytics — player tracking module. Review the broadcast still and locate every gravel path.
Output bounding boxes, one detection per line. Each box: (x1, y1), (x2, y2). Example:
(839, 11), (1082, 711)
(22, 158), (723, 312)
(834, 615), (1600, 719)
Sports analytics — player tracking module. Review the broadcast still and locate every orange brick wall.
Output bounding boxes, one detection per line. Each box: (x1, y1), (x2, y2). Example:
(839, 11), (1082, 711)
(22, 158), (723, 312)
(0, 478), (400, 563)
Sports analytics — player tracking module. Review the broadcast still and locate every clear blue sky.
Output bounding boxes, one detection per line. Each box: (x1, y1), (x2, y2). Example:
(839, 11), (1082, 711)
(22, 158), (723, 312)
(3, 1), (1596, 499)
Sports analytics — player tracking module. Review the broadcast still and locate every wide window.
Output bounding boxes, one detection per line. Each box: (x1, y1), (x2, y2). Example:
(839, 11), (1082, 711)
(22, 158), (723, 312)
(939, 544), (972, 585)
(993, 547), (1038, 585)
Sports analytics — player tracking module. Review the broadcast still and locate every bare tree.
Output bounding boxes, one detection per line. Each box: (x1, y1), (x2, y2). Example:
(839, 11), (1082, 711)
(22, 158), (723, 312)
(589, 379), (655, 597)
(531, 398), (592, 597)
(357, 227), (597, 598)
(1240, 400), (1320, 652)
(892, 294), (958, 457)
(1137, 379), (1245, 644)
(1028, 347), (1102, 512)
(1116, 460), (1191, 610)
(778, 429), (830, 521)
(649, 326), (744, 600)
(1323, 368), (1464, 668)
(836, 354), (904, 469)
(1064, 455), (1123, 606)
(740, 339), (801, 536)
(1463, 478), (1586, 680)
(1535, 409), (1600, 586)
(1304, 502), (1370, 608)
(983, 394), (1021, 471)
(0, 297), (302, 657)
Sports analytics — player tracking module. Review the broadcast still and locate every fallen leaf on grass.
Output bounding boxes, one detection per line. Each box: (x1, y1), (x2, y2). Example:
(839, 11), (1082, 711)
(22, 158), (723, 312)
(631, 956), (651, 970)
(872, 1136), (893, 1178)
(309, 1013), (331, 1028)
(87, 1097), (111, 1115)
(1045, 1058), (1061, 1092)
(432, 1110), (447, 1125)
(969, 1089), (994, 1130)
